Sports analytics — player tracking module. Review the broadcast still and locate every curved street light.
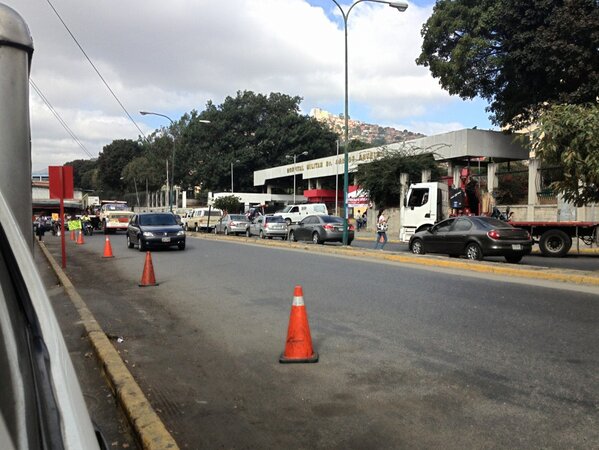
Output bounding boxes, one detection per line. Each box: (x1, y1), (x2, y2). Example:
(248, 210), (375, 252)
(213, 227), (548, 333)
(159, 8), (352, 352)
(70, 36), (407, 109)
(330, 0), (408, 244)
(140, 111), (210, 212)
(285, 151), (309, 203)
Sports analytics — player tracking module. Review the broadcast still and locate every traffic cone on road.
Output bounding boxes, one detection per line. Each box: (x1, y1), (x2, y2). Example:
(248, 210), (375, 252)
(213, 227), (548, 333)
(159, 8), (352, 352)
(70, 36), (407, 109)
(76, 230), (85, 245)
(139, 251), (159, 287)
(70, 229), (75, 241)
(279, 285), (318, 363)
(102, 236), (114, 258)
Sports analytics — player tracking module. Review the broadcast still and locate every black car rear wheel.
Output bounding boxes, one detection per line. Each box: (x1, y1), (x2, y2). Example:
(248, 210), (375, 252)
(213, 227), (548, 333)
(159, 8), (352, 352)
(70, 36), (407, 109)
(411, 239), (425, 254)
(312, 232), (323, 245)
(289, 231), (296, 242)
(465, 242), (483, 260)
(539, 230), (571, 257)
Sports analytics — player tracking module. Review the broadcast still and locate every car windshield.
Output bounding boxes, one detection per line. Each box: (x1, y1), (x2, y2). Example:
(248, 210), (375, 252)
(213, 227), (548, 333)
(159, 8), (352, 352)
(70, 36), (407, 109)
(104, 203), (129, 211)
(229, 215), (246, 221)
(474, 217), (514, 229)
(321, 216), (343, 223)
(266, 216), (285, 223)
(139, 214), (177, 226)
(280, 206), (292, 213)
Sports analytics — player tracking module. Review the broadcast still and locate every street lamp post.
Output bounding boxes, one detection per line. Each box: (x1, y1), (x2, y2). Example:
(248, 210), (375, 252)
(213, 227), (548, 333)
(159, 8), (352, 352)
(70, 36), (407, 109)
(231, 159), (240, 193)
(330, 0), (408, 244)
(285, 151), (309, 203)
(140, 111), (210, 212)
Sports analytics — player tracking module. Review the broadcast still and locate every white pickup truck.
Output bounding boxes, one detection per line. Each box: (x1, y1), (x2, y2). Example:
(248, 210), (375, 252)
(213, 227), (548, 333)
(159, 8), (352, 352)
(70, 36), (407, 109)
(185, 207), (223, 232)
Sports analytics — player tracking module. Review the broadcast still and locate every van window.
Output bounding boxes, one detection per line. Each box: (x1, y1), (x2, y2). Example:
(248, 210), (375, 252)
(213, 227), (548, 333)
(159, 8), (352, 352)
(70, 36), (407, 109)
(313, 204), (327, 213)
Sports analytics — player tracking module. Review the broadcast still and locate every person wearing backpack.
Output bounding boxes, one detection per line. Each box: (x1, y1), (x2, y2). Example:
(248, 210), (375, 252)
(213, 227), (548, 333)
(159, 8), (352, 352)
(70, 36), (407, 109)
(374, 210), (388, 250)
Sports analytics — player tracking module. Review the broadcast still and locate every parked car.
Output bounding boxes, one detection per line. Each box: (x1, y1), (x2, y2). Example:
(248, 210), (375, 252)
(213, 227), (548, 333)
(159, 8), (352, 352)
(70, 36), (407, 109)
(214, 214), (251, 236)
(185, 207), (223, 232)
(288, 214), (354, 245)
(127, 212), (186, 251)
(246, 214), (288, 239)
(408, 216), (532, 263)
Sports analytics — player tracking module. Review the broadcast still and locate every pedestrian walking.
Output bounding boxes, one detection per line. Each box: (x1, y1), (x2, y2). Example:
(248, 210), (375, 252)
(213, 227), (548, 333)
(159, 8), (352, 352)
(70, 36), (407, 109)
(374, 210), (388, 250)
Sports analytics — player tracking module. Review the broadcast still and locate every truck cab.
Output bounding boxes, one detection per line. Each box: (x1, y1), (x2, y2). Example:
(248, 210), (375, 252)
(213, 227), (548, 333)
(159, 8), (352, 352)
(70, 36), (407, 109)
(400, 182), (448, 242)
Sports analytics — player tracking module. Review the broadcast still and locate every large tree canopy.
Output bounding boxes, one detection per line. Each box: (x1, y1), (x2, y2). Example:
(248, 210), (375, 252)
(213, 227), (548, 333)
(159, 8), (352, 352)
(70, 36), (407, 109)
(96, 139), (142, 198)
(531, 103), (599, 206)
(416, 0), (599, 129)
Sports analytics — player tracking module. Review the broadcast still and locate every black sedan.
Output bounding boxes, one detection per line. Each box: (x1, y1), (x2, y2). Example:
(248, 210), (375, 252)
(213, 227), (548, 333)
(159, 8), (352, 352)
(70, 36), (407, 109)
(408, 216), (532, 263)
(288, 214), (354, 245)
(127, 212), (186, 251)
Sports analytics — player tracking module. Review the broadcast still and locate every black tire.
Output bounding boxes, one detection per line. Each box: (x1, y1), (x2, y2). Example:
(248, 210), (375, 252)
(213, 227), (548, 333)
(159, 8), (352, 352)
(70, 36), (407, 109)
(411, 239), (425, 255)
(312, 232), (322, 245)
(246, 228), (251, 237)
(285, 218), (292, 226)
(539, 230), (571, 257)
(465, 242), (483, 261)
(289, 231), (296, 242)
(178, 242), (186, 250)
(138, 238), (145, 252)
(127, 235), (134, 249)
(195, 224), (200, 233)
(505, 254), (523, 263)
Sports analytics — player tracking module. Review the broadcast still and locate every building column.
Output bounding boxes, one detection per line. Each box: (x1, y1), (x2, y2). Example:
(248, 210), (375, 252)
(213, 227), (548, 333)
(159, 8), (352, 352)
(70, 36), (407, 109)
(266, 184), (272, 195)
(182, 191), (187, 209)
(421, 169), (431, 183)
(487, 162), (498, 196)
(452, 165), (461, 187)
(527, 157), (539, 220)
(316, 179), (322, 189)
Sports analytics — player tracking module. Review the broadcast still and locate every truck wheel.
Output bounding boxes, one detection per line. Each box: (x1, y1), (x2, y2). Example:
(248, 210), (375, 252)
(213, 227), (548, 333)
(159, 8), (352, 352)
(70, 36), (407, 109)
(539, 230), (571, 257)
(465, 242), (483, 261)
(195, 225), (200, 233)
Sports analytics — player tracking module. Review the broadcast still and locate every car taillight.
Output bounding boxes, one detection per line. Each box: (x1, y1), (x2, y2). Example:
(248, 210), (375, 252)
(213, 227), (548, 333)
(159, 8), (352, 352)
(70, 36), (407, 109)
(487, 230), (501, 240)
(323, 224), (334, 230)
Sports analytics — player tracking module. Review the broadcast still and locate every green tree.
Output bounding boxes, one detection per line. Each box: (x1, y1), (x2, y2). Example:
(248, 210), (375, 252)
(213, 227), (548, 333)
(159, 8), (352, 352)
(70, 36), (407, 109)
(531, 103), (599, 206)
(355, 147), (441, 207)
(213, 195), (242, 215)
(175, 91), (338, 194)
(416, 0), (599, 129)
(66, 159), (98, 192)
(96, 139), (142, 198)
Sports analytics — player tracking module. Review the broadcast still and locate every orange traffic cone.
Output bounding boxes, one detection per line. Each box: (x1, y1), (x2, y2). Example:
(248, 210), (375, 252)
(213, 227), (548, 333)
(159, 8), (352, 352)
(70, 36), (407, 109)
(70, 229), (76, 241)
(139, 251), (159, 287)
(76, 230), (84, 245)
(279, 285), (318, 363)
(102, 236), (114, 258)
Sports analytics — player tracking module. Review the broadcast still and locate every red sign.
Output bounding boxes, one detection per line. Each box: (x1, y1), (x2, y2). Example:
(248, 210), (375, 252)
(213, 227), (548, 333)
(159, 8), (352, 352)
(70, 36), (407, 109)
(49, 165), (74, 199)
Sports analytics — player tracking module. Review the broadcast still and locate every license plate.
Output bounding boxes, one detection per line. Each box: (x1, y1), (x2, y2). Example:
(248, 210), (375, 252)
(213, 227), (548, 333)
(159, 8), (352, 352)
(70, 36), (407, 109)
(511, 244), (522, 250)
(161, 237), (171, 242)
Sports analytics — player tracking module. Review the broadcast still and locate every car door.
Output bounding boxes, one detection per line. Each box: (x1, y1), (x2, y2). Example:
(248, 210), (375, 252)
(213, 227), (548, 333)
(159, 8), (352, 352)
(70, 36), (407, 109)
(445, 217), (473, 254)
(424, 218), (455, 253)
(128, 214), (139, 244)
(295, 217), (310, 240)
(251, 217), (262, 235)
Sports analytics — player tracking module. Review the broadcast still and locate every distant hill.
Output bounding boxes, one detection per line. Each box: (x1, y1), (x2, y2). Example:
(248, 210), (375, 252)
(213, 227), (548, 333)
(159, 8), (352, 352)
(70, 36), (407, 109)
(310, 108), (425, 145)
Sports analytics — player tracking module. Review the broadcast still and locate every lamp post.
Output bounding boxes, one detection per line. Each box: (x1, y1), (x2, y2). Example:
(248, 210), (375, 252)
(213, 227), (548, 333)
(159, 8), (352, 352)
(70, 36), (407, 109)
(285, 151), (309, 203)
(140, 110), (210, 212)
(231, 159), (240, 193)
(330, 0), (408, 244)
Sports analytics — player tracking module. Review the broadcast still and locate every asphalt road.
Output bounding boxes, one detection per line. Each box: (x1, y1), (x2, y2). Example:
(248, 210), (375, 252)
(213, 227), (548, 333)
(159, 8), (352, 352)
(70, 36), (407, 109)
(42, 232), (599, 449)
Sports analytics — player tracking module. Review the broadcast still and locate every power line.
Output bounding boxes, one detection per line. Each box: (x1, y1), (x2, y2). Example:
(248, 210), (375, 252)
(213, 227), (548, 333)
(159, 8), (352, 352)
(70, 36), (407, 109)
(30, 78), (94, 159)
(45, 0), (147, 139)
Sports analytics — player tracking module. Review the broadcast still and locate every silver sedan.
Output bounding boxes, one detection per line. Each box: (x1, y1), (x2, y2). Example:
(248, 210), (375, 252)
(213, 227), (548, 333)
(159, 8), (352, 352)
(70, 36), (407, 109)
(214, 214), (250, 236)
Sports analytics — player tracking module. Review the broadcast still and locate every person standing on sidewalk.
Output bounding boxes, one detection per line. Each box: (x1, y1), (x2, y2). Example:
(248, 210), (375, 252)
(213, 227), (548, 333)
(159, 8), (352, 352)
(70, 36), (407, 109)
(374, 210), (388, 250)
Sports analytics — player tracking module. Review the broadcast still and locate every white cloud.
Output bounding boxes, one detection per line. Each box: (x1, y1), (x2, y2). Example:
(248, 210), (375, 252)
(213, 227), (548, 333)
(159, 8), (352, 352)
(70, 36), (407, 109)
(2, 0), (489, 172)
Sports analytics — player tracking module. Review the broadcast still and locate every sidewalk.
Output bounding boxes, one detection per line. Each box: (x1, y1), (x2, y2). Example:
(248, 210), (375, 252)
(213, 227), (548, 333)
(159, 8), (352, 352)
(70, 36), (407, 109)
(33, 242), (140, 449)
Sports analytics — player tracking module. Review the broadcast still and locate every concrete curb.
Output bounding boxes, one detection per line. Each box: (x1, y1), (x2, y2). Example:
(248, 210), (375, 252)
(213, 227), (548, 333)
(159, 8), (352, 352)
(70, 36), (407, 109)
(38, 242), (179, 450)
(195, 232), (599, 286)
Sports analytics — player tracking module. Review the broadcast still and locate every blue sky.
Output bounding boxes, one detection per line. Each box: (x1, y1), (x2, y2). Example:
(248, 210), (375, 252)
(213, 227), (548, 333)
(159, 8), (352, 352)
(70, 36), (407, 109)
(6, 0), (496, 172)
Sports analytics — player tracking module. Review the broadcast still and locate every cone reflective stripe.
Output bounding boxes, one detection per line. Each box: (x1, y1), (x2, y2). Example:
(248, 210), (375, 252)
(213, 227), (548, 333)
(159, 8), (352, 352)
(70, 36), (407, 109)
(139, 251), (159, 287)
(102, 236), (114, 258)
(76, 230), (84, 245)
(279, 285), (318, 363)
